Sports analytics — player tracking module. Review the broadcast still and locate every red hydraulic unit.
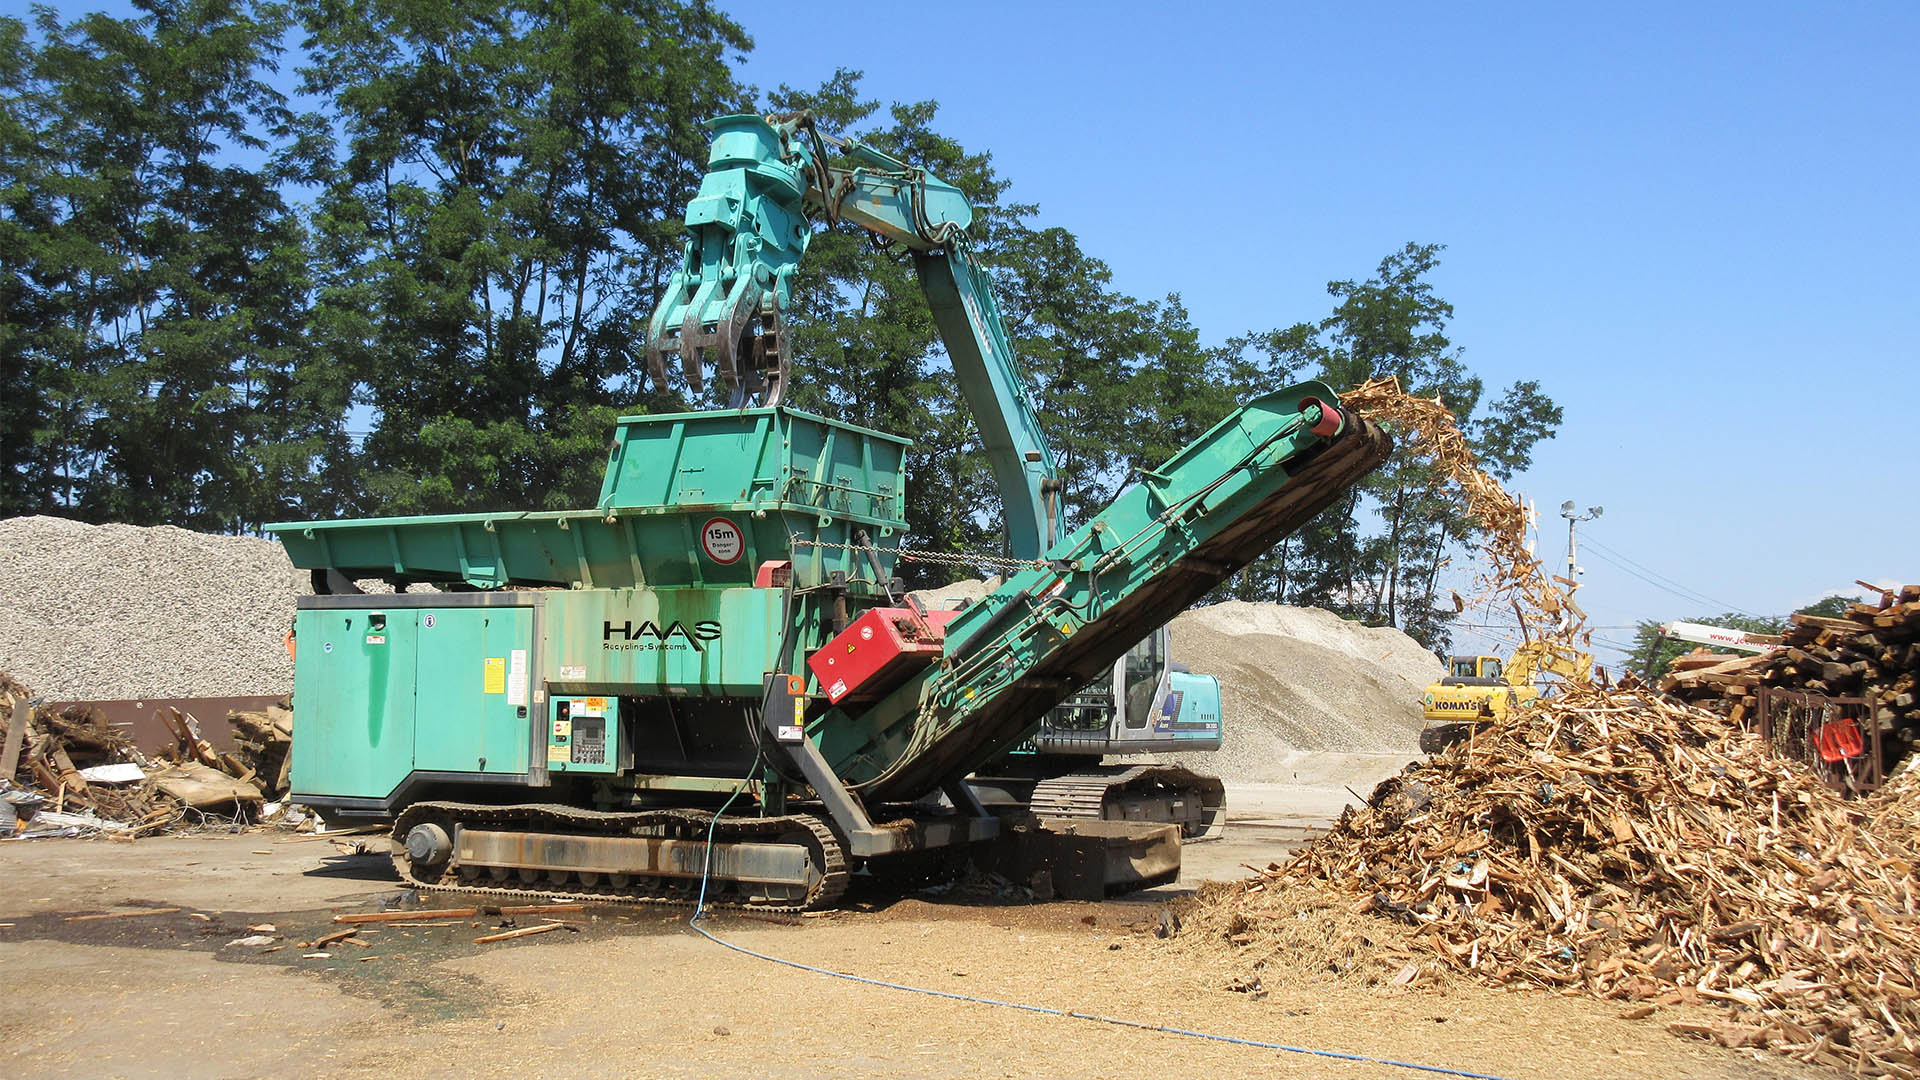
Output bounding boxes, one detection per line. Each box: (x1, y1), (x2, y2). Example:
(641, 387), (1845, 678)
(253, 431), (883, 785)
(807, 599), (960, 704)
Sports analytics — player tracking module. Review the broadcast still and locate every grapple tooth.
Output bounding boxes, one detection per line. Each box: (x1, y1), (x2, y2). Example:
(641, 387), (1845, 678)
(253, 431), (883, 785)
(644, 343), (671, 391)
(678, 308), (705, 393)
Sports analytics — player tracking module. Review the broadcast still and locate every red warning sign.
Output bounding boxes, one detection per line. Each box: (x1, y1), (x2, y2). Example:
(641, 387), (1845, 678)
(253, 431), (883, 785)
(700, 517), (744, 564)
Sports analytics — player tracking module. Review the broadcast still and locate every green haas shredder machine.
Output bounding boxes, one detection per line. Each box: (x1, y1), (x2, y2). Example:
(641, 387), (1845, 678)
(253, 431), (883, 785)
(268, 113), (1390, 910)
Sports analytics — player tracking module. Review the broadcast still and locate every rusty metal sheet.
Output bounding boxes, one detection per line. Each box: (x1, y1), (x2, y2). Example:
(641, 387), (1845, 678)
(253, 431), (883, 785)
(42, 695), (285, 754)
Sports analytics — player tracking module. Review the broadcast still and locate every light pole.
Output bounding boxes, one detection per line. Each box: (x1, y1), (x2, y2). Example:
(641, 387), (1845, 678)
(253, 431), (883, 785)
(1560, 501), (1603, 582)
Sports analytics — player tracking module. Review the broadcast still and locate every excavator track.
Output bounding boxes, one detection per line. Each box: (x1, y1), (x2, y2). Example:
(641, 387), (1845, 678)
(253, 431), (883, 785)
(1028, 765), (1226, 840)
(390, 802), (848, 913)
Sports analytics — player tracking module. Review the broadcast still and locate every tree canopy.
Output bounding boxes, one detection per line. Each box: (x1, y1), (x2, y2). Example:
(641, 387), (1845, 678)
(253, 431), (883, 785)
(2, 2), (1564, 650)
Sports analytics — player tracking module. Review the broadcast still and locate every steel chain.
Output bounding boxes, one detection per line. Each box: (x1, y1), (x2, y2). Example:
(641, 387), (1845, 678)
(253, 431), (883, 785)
(787, 537), (1045, 573)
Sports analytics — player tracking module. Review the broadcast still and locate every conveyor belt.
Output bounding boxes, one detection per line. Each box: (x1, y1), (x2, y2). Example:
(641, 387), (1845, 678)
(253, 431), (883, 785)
(851, 401), (1392, 803)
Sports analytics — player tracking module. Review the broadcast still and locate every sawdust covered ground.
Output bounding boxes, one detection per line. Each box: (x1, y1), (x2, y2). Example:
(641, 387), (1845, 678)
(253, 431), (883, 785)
(0, 834), (1816, 1080)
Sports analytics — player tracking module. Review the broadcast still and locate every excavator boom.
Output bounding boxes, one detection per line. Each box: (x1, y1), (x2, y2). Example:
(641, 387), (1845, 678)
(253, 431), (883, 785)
(647, 113), (1057, 558)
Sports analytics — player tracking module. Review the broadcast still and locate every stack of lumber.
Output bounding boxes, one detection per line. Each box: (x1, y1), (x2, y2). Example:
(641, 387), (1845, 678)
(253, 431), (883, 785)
(1193, 683), (1920, 1076)
(1663, 584), (1920, 750)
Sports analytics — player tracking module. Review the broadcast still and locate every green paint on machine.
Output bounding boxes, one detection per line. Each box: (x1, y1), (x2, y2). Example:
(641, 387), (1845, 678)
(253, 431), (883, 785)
(545, 587), (785, 697)
(266, 407), (910, 592)
(289, 604), (535, 804)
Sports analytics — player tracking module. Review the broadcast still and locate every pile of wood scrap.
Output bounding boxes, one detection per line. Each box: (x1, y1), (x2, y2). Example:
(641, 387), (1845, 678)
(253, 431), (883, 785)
(1184, 382), (1920, 1075)
(227, 700), (294, 800)
(1, 673), (287, 836)
(1663, 584), (1920, 764)
(2, 674), (179, 835)
(1192, 684), (1920, 1077)
(147, 705), (269, 811)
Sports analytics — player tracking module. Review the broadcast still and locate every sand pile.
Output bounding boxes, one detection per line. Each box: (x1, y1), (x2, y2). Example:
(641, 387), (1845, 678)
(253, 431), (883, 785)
(0, 516), (305, 698)
(1170, 602), (1440, 773)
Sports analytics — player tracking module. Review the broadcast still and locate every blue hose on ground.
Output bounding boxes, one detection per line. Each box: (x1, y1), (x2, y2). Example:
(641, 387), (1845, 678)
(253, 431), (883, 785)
(686, 776), (1514, 1080)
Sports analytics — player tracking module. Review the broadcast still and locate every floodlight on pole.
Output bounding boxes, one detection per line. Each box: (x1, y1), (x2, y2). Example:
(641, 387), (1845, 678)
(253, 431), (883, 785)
(1560, 501), (1603, 581)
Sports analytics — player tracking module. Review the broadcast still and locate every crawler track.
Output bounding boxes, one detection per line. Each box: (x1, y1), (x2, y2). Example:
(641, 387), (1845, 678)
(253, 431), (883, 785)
(391, 801), (848, 913)
(1029, 765), (1227, 839)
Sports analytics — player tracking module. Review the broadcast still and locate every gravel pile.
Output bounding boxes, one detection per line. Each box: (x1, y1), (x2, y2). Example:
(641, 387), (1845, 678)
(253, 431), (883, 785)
(917, 579), (1442, 782)
(0, 516), (306, 698)
(1166, 601), (1441, 779)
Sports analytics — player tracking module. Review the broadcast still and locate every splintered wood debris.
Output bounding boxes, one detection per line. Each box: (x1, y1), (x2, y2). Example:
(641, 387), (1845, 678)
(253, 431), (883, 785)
(1341, 376), (1588, 647)
(1182, 379), (1920, 1078)
(2, 672), (297, 836)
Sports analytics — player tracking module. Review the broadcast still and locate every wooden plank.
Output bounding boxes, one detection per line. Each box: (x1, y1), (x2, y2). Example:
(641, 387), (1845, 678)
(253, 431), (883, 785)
(473, 922), (569, 944)
(64, 907), (181, 922)
(0, 694), (28, 779)
(332, 908), (478, 924)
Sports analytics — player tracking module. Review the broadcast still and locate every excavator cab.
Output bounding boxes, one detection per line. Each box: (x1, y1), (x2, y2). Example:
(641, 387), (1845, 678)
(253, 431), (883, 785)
(1028, 625), (1222, 753)
(1442, 655), (1505, 685)
(973, 623), (1226, 842)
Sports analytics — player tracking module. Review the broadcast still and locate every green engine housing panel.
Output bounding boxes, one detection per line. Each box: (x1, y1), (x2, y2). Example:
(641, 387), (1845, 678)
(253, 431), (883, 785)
(543, 587), (786, 697)
(290, 601), (536, 805)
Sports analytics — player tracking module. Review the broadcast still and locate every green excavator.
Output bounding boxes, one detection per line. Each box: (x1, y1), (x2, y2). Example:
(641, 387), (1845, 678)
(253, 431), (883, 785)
(268, 112), (1390, 909)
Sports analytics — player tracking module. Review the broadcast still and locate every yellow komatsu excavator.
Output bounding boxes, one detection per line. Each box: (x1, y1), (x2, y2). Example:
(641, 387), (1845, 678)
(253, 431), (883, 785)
(1418, 640), (1592, 752)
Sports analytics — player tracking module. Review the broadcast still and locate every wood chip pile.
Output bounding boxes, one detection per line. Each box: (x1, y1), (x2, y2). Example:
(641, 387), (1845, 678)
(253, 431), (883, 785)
(1663, 585), (1920, 769)
(1181, 379), (1920, 1077)
(1234, 686), (1920, 1076)
(1, 672), (294, 838)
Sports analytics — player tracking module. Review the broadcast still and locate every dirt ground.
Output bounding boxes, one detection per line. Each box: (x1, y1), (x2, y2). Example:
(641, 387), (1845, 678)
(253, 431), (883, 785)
(1, 796), (1818, 1080)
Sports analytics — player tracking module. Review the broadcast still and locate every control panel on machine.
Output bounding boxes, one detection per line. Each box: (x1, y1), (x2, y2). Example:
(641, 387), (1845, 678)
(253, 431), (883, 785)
(549, 697), (619, 773)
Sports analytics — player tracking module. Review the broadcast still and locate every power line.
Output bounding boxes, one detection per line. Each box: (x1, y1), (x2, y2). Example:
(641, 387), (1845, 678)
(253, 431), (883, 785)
(1577, 539), (1763, 618)
(1580, 535), (1761, 616)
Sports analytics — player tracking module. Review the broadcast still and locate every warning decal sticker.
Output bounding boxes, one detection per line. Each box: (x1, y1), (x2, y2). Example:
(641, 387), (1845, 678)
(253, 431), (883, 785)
(699, 517), (744, 564)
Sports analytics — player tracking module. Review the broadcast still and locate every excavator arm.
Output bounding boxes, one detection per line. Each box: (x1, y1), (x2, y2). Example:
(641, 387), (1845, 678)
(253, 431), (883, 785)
(647, 113), (1058, 559)
(1503, 639), (1593, 687)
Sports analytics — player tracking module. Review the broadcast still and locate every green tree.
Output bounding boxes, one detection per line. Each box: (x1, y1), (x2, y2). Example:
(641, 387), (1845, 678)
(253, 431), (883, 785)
(5, 2), (343, 531)
(297, 0), (752, 514)
(0, 16), (63, 515)
(1797, 594), (1854, 619)
(994, 224), (1154, 528)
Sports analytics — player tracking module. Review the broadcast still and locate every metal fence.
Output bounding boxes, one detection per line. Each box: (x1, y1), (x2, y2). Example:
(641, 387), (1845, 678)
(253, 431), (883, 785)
(1753, 686), (1884, 794)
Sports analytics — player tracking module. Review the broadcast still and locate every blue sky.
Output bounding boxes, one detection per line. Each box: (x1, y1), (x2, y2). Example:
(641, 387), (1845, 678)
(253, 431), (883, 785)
(718, 0), (1920, 665)
(43, 1), (1917, 666)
